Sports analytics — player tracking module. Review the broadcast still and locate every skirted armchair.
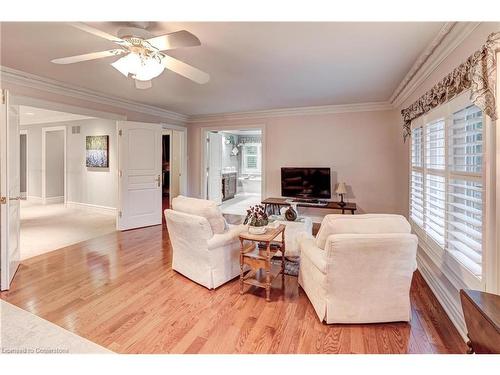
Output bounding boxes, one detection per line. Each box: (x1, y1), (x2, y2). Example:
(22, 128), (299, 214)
(298, 214), (418, 324)
(165, 195), (246, 289)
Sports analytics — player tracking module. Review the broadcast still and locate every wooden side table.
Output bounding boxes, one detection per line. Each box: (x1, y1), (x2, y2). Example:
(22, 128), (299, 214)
(460, 289), (500, 354)
(239, 225), (286, 301)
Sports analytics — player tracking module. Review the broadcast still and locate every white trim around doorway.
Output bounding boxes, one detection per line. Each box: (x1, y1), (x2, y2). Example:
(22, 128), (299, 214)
(200, 124), (267, 201)
(41, 126), (67, 205)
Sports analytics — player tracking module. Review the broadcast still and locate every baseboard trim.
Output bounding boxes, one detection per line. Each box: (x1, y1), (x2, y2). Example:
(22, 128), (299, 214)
(416, 250), (468, 341)
(65, 201), (116, 215)
(43, 196), (64, 204)
(27, 196), (43, 203)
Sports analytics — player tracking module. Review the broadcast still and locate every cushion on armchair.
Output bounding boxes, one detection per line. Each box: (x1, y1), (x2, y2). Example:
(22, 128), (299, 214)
(315, 214), (411, 249)
(172, 195), (226, 234)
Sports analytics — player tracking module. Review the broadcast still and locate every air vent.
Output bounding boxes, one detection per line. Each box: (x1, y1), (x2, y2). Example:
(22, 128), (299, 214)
(72, 125), (80, 134)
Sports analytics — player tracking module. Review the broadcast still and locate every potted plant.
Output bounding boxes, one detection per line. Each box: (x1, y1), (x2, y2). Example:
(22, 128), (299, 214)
(244, 204), (269, 234)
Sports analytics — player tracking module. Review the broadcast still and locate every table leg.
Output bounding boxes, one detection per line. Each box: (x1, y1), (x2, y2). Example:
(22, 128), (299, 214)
(281, 229), (285, 286)
(239, 238), (244, 294)
(351, 209), (355, 215)
(266, 241), (271, 302)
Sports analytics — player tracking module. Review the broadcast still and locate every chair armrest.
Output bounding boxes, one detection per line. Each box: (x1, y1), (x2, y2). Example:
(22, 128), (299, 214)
(299, 237), (327, 274)
(207, 224), (246, 250)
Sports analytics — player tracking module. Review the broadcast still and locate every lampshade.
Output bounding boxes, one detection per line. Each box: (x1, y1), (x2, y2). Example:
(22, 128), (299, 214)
(335, 182), (347, 195)
(111, 53), (165, 81)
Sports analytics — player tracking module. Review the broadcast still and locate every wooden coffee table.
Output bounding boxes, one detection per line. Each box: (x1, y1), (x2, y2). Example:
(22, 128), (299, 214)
(239, 225), (286, 301)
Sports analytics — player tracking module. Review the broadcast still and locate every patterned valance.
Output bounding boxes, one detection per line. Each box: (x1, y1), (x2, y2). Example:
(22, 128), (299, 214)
(401, 31), (500, 141)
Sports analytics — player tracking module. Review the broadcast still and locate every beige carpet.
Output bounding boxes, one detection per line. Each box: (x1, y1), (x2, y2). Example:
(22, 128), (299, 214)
(0, 300), (112, 354)
(20, 200), (116, 260)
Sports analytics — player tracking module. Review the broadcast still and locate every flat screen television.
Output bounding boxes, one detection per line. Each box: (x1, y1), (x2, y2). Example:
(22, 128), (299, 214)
(281, 167), (331, 199)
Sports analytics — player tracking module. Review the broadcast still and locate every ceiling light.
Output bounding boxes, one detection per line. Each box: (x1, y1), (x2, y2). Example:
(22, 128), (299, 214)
(111, 53), (165, 81)
(25, 112), (35, 116)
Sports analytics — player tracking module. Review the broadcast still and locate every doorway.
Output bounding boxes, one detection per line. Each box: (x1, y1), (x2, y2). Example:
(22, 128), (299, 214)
(18, 105), (117, 260)
(42, 127), (65, 204)
(204, 129), (263, 215)
(161, 128), (185, 225)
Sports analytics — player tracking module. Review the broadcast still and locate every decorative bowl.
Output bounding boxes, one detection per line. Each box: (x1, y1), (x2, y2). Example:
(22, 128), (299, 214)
(248, 226), (266, 235)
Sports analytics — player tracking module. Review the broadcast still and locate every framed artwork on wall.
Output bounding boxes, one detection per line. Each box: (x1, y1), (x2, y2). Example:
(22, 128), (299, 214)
(86, 135), (109, 168)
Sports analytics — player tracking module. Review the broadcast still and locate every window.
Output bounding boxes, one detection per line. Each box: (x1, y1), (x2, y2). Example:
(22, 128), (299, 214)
(409, 103), (484, 279)
(242, 143), (261, 174)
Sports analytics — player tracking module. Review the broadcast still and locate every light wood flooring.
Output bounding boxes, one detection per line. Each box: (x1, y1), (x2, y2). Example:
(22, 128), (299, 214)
(0, 225), (467, 354)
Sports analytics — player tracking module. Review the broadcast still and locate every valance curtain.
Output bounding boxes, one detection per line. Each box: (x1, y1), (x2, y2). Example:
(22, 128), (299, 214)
(401, 32), (500, 141)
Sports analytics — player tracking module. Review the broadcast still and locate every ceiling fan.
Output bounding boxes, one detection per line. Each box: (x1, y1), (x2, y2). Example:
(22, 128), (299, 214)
(51, 23), (209, 89)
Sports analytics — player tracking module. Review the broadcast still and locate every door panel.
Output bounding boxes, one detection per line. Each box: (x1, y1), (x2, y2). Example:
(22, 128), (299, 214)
(207, 132), (223, 204)
(1, 90), (21, 290)
(117, 121), (162, 231)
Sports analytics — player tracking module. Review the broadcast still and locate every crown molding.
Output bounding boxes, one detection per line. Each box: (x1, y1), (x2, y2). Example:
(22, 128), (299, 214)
(188, 101), (394, 124)
(21, 113), (94, 126)
(0, 66), (188, 124)
(390, 22), (481, 108)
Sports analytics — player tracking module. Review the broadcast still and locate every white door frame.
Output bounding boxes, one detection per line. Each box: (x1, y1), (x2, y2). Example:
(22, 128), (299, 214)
(162, 129), (172, 204)
(41, 126), (67, 204)
(200, 124), (267, 200)
(19, 129), (28, 198)
(162, 123), (187, 197)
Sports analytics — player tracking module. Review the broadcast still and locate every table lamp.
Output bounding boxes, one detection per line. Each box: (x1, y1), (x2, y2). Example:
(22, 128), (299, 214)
(336, 182), (347, 207)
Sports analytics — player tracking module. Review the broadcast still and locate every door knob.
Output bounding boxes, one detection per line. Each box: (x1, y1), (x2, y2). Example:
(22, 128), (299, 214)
(156, 175), (161, 187)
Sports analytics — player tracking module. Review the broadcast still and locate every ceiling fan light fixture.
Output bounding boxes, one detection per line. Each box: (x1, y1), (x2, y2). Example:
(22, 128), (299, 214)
(111, 53), (165, 81)
(111, 52), (141, 77)
(133, 56), (165, 81)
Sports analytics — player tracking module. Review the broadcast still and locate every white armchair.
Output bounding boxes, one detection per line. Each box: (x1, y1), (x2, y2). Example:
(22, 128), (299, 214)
(165, 195), (246, 289)
(298, 214), (418, 324)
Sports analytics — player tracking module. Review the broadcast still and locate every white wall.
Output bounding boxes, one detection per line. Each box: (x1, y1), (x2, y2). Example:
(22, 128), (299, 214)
(44, 130), (64, 198)
(22, 123), (43, 198)
(66, 119), (117, 208)
(19, 133), (27, 194)
(21, 118), (117, 208)
(220, 132), (240, 172)
(188, 109), (407, 216)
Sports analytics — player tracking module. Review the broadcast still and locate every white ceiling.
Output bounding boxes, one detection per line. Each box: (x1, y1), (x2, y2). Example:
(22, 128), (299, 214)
(1, 22), (445, 116)
(19, 105), (94, 125)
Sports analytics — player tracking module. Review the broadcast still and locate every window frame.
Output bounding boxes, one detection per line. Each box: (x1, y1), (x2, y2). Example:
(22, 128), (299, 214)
(408, 92), (491, 291)
(241, 142), (262, 175)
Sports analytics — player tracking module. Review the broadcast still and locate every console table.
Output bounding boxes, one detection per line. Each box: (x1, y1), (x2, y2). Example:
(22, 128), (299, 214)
(262, 197), (357, 215)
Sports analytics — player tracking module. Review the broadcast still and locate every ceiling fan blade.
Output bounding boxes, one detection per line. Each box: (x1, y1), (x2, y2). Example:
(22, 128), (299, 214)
(51, 49), (125, 64)
(69, 23), (128, 45)
(135, 80), (152, 90)
(146, 30), (201, 51)
(161, 54), (209, 84)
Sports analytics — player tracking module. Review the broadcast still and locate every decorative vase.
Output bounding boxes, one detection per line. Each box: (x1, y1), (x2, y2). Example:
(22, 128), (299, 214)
(285, 204), (298, 221)
(248, 225), (266, 235)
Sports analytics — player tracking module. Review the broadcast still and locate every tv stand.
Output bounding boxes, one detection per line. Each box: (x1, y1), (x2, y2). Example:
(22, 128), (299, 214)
(287, 198), (328, 206)
(262, 197), (356, 215)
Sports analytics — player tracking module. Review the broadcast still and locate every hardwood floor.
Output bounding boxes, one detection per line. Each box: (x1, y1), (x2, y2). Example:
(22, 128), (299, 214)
(0, 225), (466, 354)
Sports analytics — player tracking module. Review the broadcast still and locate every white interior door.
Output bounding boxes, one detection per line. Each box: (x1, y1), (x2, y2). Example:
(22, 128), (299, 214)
(207, 132), (223, 204)
(117, 121), (162, 231)
(1, 90), (21, 291)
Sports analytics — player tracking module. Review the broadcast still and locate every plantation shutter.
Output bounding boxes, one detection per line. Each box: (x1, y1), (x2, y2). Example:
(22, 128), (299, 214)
(446, 105), (483, 276)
